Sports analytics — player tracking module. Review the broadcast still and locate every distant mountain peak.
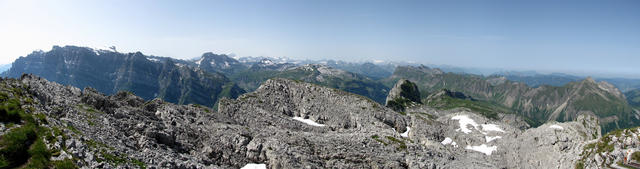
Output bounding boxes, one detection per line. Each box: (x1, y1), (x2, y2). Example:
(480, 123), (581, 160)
(395, 65), (444, 76)
(194, 52), (245, 74)
(259, 58), (275, 65)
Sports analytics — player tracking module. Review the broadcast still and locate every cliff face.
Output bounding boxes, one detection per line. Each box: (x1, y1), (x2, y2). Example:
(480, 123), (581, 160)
(4, 46), (244, 107)
(388, 65), (638, 132)
(0, 75), (604, 168)
(385, 79), (421, 112)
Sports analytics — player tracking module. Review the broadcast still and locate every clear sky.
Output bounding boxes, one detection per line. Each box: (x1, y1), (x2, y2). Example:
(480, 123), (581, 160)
(0, 0), (638, 77)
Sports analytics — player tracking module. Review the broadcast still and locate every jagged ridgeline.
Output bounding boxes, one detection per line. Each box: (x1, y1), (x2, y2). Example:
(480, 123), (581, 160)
(2, 46), (392, 106)
(230, 64), (390, 104)
(2, 46), (245, 107)
(0, 75), (613, 168)
(385, 65), (640, 132)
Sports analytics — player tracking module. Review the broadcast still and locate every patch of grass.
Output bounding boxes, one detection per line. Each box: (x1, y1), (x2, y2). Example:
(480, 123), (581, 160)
(632, 151), (640, 162)
(35, 113), (47, 124)
(0, 91), (72, 168)
(131, 158), (147, 169)
(51, 158), (78, 169)
(0, 123), (37, 168)
(386, 97), (413, 112)
(99, 151), (128, 166)
(87, 120), (96, 126)
(66, 124), (81, 135)
(385, 136), (407, 150)
(371, 135), (388, 146)
(89, 139), (144, 168)
(52, 127), (66, 140)
(77, 104), (103, 114)
(0, 99), (24, 123)
(26, 137), (51, 168)
(84, 139), (111, 150)
(25, 97), (34, 104)
(575, 161), (584, 169)
(426, 95), (511, 120)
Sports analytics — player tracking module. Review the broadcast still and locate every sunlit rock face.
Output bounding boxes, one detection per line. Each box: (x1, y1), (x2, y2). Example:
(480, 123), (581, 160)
(4, 45), (244, 107)
(0, 75), (603, 168)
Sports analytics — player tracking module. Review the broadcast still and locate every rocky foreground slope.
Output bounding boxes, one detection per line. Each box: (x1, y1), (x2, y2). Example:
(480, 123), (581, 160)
(0, 75), (617, 169)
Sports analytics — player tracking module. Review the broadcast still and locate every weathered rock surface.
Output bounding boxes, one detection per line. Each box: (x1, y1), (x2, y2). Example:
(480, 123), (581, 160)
(578, 126), (640, 168)
(0, 75), (608, 168)
(385, 79), (421, 112)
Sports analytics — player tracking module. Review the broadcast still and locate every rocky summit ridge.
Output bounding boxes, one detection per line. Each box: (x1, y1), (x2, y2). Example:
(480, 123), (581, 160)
(0, 75), (620, 168)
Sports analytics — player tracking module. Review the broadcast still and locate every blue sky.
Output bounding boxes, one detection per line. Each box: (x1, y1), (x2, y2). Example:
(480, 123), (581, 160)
(0, 0), (638, 77)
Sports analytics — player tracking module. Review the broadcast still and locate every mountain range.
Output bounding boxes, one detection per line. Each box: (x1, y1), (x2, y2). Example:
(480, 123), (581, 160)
(386, 65), (639, 132)
(1, 45), (640, 168)
(2, 45), (640, 133)
(2, 46), (244, 108)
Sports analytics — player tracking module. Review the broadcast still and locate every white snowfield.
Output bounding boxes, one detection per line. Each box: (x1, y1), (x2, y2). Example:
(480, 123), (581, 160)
(400, 127), (411, 137)
(451, 115), (479, 134)
(485, 136), (502, 142)
(465, 144), (498, 155)
(441, 137), (453, 145)
(292, 117), (326, 127)
(549, 124), (564, 130)
(451, 114), (503, 154)
(441, 137), (458, 147)
(241, 163), (266, 169)
(481, 124), (505, 133)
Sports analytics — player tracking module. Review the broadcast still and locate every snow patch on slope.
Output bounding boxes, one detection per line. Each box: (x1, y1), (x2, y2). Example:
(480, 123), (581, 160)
(451, 115), (479, 134)
(481, 124), (505, 133)
(241, 163), (266, 169)
(400, 127), (410, 137)
(466, 144), (497, 155)
(441, 137), (458, 147)
(485, 136), (502, 142)
(293, 117), (326, 127)
(195, 57), (205, 65)
(549, 124), (564, 130)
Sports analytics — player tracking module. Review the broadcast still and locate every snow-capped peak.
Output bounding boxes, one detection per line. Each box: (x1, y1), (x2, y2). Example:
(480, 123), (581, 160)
(260, 59), (275, 65)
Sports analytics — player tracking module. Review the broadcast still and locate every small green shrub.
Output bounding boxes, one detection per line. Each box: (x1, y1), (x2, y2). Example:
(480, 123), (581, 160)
(131, 158), (147, 169)
(66, 125), (81, 135)
(385, 136), (407, 150)
(52, 159), (78, 169)
(575, 161), (584, 169)
(26, 138), (51, 168)
(632, 151), (640, 162)
(371, 135), (387, 146)
(0, 99), (23, 123)
(0, 123), (37, 168)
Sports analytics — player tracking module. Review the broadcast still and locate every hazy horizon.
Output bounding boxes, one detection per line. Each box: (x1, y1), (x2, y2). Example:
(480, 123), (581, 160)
(1, 0), (638, 78)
